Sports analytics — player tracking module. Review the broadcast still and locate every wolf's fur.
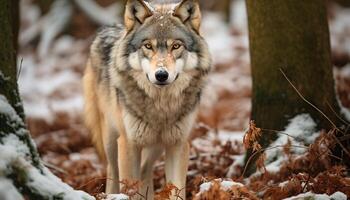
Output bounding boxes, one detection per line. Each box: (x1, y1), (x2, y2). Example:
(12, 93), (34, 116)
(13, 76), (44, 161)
(83, 0), (211, 199)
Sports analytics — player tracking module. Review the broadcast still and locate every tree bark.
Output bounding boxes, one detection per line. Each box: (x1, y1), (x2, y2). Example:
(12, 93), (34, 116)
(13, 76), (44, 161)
(0, 0), (23, 120)
(245, 0), (346, 173)
(0, 0), (41, 168)
(0, 1), (93, 199)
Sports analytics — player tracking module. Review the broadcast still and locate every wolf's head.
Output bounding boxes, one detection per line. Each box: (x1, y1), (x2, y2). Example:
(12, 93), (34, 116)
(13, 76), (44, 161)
(119, 0), (210, 87)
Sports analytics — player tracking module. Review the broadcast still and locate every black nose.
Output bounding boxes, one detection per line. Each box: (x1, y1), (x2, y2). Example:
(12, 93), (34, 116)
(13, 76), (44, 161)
(155, 69), (169, 82)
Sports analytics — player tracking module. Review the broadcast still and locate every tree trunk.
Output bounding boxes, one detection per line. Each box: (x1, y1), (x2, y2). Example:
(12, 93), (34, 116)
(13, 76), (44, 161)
(333, 0), (350, 7)
(0, 0), (23, 120)
(0, 1), (93, 199)
(245, 0), (347, 173)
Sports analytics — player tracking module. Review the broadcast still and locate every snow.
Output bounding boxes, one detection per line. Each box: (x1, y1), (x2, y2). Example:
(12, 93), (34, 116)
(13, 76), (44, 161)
(198, 179), (244, 193)
(192, 129), (244, 153)
(0, 96), (94, 200)
(261, 114), (318, 173)
(0, 132), (94, 199)
(329, 5), (350, 56)
(0, 71), (10, 81)
(105, 194), (129, 200)
(0, 178), (24, 200)
(230, 0), (248, 33)
(18, 35), (88, 121)
(0, 95), (23, 125)
(37, 0), (73, 58)
(220, 180), (244, 189)
(226, 154), (245, 177)
(201, 13), (234, 63)
(216, 130), (245, 141)
(283, 191), (347, 200)
(334, 64), (350, 122)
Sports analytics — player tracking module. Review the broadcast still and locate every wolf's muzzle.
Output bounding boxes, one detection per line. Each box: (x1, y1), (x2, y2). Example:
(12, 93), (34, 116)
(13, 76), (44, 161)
(155, 69), (169, 83)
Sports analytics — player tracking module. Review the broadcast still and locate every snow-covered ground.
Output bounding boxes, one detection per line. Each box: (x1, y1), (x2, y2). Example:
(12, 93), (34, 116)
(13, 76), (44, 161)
(0, 95), (93, 200)
(15, 0), (350, 199)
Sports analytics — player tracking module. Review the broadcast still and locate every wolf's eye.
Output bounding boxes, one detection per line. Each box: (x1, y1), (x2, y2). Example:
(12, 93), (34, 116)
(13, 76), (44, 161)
(172, 43), (181, 50)
(144, 43), (152, 50)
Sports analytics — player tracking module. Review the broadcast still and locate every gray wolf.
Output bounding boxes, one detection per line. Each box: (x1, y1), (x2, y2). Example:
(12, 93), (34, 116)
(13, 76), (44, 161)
(83, 0), (211, 199)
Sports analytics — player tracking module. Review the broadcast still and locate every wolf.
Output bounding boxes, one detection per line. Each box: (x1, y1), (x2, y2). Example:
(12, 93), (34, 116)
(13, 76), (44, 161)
(83, 0), (211, 199)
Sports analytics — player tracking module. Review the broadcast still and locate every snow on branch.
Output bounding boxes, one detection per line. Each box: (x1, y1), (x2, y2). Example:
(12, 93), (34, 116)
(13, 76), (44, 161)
(19, 0), (73, 59)
(0, 95), (94, 200)
(37, 0), (73, 59)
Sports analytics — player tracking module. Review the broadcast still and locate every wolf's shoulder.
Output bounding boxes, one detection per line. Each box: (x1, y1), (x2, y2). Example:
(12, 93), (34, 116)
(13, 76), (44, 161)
(97, 25), (124, 46)
(94, 25), (125, 65)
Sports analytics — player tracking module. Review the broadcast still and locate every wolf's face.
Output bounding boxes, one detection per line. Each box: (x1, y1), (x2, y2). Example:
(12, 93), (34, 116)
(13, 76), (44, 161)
(122, 0), (205, 87)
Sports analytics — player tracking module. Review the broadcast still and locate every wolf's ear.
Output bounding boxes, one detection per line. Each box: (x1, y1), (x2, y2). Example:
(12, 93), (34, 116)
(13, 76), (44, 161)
(174, 0), (201, 33)
(124, 0), (153, 32)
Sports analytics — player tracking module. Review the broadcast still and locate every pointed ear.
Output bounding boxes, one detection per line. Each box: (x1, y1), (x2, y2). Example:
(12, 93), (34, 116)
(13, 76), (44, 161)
(174, 0), (201, 33)
(124, 0), (153, 32)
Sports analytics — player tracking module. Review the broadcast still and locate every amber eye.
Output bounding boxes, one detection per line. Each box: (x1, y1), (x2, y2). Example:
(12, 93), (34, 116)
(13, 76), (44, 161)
(172, 43), (181, 50)
(144, 43), (152, 50)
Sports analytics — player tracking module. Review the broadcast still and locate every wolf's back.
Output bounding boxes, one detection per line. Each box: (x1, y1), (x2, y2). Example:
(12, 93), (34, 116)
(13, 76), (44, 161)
(82, 26), (123, 163)
(83, 60), (107, 162)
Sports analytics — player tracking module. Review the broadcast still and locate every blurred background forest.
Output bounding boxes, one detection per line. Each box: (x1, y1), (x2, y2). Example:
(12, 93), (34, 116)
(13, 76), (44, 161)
(13, 0), (350, 199)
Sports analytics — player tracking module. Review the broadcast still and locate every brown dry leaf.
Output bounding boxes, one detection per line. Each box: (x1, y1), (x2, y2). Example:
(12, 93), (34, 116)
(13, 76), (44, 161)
(243, 120), (262, 149)
(283, 138), (292, 156)
(193, 181), (231, 200)
(194, 180), (259, 200)
(154, 183), (178, 200)
(256, 152), (267, 173)
(252, 142), (262, 152)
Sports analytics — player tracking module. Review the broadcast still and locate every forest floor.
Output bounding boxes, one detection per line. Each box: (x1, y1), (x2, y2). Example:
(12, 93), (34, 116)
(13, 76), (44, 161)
(18, 1), (350, 199)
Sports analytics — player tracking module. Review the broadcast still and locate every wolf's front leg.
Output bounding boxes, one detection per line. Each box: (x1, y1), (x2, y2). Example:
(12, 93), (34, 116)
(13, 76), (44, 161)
(118, 134), (141, 189)
(102, 119), (120, 194)
(140, 145), (163, 199)
(165, 141), (189, 200)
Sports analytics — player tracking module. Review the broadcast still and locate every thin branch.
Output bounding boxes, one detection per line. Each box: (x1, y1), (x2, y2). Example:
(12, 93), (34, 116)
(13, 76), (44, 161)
(261, 128), (300, 140)
(17, 57), (23, 80)
(241, 145), (307, 178)
(326, 100), (350, 127)
(38, 0), (72, 58)
(42, 161), (67, 174)
(240, 143), (341, 178)
(302, 174), (311, 192)
(279, 68), (340, 131)
(329, 130), (350, 158)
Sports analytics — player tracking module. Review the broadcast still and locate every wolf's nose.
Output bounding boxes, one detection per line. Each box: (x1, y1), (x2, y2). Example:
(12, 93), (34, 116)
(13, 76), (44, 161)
(155, 69), (168, 82)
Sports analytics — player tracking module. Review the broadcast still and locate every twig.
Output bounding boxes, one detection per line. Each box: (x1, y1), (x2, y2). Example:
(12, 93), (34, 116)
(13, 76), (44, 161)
(329, 130), (350, 158)
(174, 187), (185, 200)
(77, 177), (111, 190)
(326, 101), (350, 128)
(240, 143), (340, 178)
(17, 57), (23, 80)
(338, 134), (350, 142)
(92, 184), (105, 196)
(42, 161), (67, 174)
(261, 128), (300, 140)
(241, 145), (307, 178)
(302, 174), (311, 192)
(279, 68), (340, 131)
(145, 186), (149, 200)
